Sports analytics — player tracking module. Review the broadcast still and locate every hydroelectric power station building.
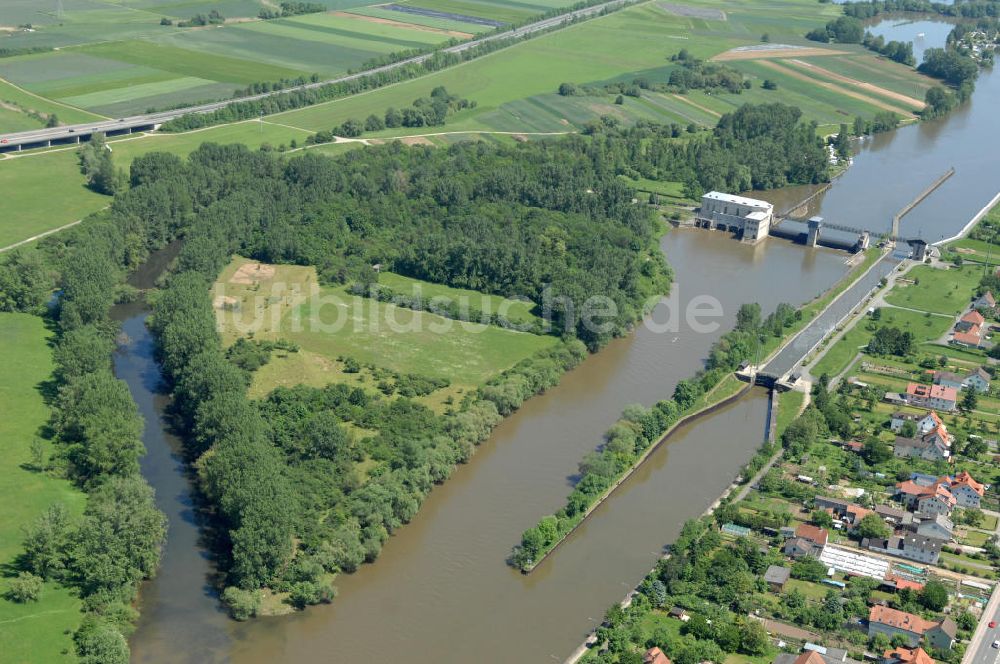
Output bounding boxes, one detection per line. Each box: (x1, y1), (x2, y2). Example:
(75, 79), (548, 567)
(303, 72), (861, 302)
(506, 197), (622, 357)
(694, 191), (774, 245)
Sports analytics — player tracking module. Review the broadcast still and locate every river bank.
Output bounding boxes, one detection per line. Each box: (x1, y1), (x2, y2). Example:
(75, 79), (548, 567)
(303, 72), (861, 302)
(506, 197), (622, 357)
(516, 239), (887, 572)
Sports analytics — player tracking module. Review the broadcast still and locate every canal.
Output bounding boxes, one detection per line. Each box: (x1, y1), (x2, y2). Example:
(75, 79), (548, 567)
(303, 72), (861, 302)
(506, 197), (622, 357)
(126, 17), (999, 664)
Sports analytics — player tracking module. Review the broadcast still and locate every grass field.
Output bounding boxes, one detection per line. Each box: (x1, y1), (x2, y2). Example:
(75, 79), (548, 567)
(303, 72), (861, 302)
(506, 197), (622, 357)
(213, 257), (557, 389)
(811, 306), (954, 378)
(377, 271), (541, 326)
(884, 265), (981, 315)
(0, 150), (109, 249)
(0, 313), (86, 664)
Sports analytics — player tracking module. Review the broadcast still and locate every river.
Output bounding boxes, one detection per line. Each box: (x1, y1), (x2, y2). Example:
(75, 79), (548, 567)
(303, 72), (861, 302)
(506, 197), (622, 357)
(124, 18), (999, 664)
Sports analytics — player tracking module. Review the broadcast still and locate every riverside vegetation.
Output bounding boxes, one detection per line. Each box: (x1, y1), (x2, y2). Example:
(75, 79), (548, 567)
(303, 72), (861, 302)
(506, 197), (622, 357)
(0, 99), (829, 630)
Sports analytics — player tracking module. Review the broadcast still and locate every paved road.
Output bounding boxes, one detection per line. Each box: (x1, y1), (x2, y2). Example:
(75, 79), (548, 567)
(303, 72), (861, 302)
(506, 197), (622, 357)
(966, 585), (1000, 664)
(762, 252), (898, 379)
(0, 0), (631, 150)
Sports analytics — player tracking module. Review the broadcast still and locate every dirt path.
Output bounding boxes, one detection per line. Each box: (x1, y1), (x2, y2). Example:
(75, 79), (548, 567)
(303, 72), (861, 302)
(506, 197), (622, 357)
(335, 11), (474, 39)
(757, 60), (917, 117)
(712, 46), (848, 61)
(788, 58), (925, 109)
(671, 94), (721, 118)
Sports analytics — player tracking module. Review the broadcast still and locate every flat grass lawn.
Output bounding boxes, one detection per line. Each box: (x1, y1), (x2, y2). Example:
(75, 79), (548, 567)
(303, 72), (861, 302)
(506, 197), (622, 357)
(377, 271), (541, 326)
(0, 150), (109, 249)
(961, 530), (991, 547)
(776, 390), (806, 437)
(0, 313), (86, 663)
(213, 257), (557, 387)
(0, 105), (45, 132)
(811, 307), (953, 378)
(885, 264), (981, 315)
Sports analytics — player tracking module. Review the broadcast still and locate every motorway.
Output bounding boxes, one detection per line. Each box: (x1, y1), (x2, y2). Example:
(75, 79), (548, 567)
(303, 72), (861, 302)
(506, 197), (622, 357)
(0, 0), (632, 150)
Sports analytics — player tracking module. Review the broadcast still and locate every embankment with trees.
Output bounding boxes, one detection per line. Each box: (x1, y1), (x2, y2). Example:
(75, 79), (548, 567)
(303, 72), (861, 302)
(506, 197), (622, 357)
(510, 303), (801, 571)
(0, 209), (168, 661)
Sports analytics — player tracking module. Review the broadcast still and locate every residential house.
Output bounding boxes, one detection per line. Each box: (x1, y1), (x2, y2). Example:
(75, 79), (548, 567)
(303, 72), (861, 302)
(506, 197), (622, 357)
(796, 524), (829, 548)
(948, 470), (986, 508)
(917, 412), (945, 435)
(882, 646), (934, 664)
(875, 504), (912, 526)
(890, 412), (919, 433)
(774, 648), (860, 664)
(893, 434), (950, 462)
(644, 647), (672, 664)
(933, 371), (965, 391)
(903, 383), (958, 412)
(973, 291), (996, 311)
(784, 537), (820, 558)
(764, 565), (790, 592)
(926, 619), (957, 651)
(956, 310), (986, 333)
(895, 481), (956, 515)
(815, 496), (851, 516)
(913, 514), (953, 542)
(953, 326), (985, 348)
(864, 534), (943, 564)
(963, 367), (991, 393)
(845, 504), (874, 528)
(882, 575), (925, 593)
(868, 606), (955, 649)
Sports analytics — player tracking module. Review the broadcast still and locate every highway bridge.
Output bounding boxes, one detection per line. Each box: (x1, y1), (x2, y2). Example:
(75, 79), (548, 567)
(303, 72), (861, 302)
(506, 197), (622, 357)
(0, 0), (632, 153)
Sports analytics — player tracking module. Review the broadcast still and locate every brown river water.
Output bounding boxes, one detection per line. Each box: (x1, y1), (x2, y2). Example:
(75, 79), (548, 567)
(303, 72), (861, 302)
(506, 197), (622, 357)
(122, 18), (1000, 664)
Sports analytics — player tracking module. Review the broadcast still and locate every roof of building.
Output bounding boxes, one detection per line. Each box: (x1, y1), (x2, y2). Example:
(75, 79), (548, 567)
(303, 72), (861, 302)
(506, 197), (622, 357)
(892, 411), (918, 421)
(918, 513), (954, 532)
(976, 291), (996, 307)
(966, 367), (991, 382)
(702, 191), (773, 209)
(765, 565), (791, 585)
(884, 646), (934, 664)
(895, 436), (931, 451)
(905, 383), (957, 402)
(868, 605), (937, 634)
(884, 575), (926, 592)
(875, 505), (908, 519)
(793, 651), (828, 664)
(934, 371), (964, 384)
(936, 618), (957, 638)
(796, 523), (829, 546)
(961, 310), (986, 326)
(816, 495), (852, 507)
(954, 329), (983, 346)
(922, 411), (944, 427)
(847, 504), (874, 522)
(951, 470), (985, 496)
(644, 646), (672, 664)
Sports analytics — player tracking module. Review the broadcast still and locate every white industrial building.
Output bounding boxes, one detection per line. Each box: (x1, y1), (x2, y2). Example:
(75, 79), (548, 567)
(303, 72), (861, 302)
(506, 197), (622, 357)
(695, 191), (774, 244)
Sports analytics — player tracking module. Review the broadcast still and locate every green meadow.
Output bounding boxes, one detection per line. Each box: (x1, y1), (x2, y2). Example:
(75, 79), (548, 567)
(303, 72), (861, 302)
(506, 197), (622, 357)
(0, 150), (109, 249)
(0, 313), (87, 664)
(884, 264), (981, 316)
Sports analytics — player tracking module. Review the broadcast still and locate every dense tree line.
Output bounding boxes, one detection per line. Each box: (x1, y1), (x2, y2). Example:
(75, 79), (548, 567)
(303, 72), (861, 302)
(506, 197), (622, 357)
(177, 10), (224, 26)
(305, 87), (476, 143)
(5, 212), (168, 662)
(862, 32), (915, 64)
(806, 16), (866, 43)
(510, 301), (798, 570)
(258, 2), (327, 19)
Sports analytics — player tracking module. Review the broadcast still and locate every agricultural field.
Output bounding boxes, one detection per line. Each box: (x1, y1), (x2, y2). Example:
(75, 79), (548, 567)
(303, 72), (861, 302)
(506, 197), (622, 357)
(0, 0), (938, 251)
(0, 313), (87, 664)
(213, 257), (558, 398)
